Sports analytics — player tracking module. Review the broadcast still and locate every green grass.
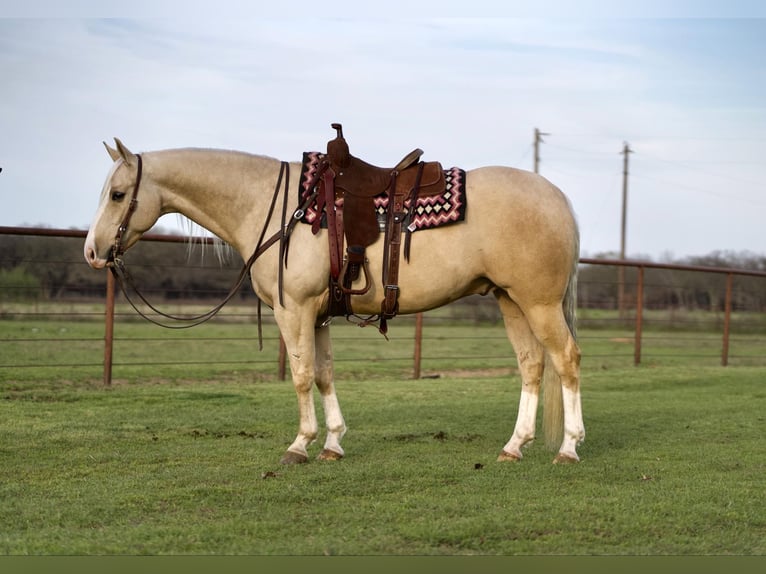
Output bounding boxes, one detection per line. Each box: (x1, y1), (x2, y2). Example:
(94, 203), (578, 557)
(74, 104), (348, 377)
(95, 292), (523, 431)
(0, 361), (764, 555)
(1, 312), (764, 554)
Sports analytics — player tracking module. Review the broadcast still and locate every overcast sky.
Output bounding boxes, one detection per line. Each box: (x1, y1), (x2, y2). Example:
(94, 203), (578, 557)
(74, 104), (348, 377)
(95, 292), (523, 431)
(1, 2), (765, 259)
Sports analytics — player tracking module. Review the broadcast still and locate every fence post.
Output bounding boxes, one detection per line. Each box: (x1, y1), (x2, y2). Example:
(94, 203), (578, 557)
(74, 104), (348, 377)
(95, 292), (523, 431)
(634, 265), (644, 366)
(722, 272), (733, 366)
(104, 271), (115, 386)
(278, 335), (287, 380)
(413, 312), (423, 379)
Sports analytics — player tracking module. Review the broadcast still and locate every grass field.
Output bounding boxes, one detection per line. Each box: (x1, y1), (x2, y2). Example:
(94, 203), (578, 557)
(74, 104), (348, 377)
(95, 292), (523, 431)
(0, 316), (764, 555)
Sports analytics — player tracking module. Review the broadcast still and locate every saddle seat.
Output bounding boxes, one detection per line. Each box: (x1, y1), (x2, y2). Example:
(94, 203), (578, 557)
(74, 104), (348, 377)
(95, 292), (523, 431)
(331, 148), (424, 197)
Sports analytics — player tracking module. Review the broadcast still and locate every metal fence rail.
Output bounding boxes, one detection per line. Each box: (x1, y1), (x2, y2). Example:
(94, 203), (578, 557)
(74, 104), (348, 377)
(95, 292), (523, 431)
(2, 226), (765, 383)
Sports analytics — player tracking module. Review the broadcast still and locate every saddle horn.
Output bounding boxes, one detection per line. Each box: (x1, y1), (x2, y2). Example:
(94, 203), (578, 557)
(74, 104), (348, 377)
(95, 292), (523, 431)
(327, 123), (351, 168)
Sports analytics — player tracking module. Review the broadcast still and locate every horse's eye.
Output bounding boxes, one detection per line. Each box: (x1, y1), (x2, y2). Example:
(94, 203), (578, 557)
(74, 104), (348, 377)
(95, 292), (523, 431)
(111, 190), (126, 201)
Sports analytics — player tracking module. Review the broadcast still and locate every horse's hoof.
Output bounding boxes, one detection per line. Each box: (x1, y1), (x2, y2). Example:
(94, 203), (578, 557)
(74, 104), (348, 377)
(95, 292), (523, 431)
(497, 450), (522, 462)
(317, 449), (344, 461)
(552, 452), (580, 464)
(280, 450), (309, 465)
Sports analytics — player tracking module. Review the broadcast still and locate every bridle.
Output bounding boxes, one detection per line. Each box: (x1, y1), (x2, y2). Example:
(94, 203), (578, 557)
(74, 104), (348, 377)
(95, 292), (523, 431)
(110, 154), (143, 263)
(106, 155), (323, 341)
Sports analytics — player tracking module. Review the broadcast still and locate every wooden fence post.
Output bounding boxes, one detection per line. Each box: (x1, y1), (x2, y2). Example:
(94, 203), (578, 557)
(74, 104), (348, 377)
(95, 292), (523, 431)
(634, 265), (644, 366)
(413, 312), (423, 379)
(722, 272), (733, 366)
(278, 335), (287, 380)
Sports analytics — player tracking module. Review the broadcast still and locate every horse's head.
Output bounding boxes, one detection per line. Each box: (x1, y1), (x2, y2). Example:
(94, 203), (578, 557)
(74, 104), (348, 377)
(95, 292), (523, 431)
(84, 139), (162, 269)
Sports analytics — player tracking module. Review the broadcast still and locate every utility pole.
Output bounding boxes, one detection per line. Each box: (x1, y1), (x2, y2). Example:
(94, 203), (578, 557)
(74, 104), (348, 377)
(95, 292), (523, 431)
(618, 142), (633, 318)
(533, 128), (549, 174)
(620, 141), (632, 261)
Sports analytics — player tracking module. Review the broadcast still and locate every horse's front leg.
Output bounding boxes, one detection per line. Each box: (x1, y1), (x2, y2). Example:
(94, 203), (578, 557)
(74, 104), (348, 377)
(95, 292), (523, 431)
(314, 323), (347, 461)
(276, 307), (321, 465)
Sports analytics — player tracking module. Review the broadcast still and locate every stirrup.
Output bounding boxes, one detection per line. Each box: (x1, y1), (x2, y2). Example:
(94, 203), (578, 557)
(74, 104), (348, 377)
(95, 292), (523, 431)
(339, 257), (372, 296)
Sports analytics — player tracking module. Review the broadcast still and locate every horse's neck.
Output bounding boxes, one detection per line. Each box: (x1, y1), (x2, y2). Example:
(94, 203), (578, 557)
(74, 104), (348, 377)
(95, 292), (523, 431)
(149, 149), (284, 255)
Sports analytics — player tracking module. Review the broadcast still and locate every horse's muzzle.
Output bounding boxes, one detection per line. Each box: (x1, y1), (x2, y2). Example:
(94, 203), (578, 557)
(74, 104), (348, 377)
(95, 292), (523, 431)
(84, 242), (109, 270)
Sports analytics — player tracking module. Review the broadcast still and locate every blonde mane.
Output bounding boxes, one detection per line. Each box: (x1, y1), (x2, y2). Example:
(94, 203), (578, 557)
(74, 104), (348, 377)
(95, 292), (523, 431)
(175, 215), (234, 267)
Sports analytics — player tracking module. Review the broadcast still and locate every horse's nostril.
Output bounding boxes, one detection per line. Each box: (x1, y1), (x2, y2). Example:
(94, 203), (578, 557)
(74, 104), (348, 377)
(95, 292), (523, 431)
(85, 245), (99, 266)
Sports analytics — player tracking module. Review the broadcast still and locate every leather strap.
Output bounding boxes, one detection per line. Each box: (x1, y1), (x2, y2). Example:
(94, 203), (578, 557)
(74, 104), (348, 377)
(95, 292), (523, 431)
(382, 162), (424, 325)
(403, 162), (425, 262)
(276, 161), (291, 307)
(321, 167), (343, 279)
(110, 161), (293, 351)
(111, 154), (143, 261)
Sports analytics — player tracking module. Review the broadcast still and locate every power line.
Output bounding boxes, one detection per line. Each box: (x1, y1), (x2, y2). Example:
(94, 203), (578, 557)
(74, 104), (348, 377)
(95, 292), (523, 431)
(515, 144), (532, 168)
(544, 142), (618, 157)
(635, 151), (766, 187)
(631, 172), (766, 206)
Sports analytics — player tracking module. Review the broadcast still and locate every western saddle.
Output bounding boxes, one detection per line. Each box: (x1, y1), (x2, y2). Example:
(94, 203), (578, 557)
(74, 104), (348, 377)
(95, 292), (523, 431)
(311, 123), (447, 333)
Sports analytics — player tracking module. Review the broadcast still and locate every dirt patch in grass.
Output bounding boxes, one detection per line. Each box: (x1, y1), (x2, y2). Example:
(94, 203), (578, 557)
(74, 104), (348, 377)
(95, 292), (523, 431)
(422, 367), (517, 379)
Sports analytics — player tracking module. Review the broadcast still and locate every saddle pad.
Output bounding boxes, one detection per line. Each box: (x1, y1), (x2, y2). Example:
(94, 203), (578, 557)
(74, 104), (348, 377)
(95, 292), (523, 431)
(298, 151), (467, 233)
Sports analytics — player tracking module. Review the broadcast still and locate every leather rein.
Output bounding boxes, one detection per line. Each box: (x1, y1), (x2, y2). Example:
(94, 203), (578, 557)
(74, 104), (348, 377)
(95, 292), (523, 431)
(107, 155), (321, 344)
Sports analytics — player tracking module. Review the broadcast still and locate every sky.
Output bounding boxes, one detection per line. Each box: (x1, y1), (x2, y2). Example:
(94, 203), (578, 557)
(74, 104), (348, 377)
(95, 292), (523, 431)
(1, 2), (766, 260)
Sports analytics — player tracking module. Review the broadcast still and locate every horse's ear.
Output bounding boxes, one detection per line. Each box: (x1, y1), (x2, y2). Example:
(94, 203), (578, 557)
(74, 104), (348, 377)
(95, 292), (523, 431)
(113, 138), (137, 166)
(103, 141), (121, 162)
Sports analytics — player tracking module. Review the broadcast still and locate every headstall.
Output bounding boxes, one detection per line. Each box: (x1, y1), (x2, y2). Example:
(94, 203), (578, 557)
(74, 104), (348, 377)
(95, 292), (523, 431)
(110, 154), (143, 265)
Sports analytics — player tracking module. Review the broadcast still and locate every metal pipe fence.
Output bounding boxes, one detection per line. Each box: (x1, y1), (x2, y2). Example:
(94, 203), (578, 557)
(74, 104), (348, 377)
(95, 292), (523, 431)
(2, 226), (765, 384)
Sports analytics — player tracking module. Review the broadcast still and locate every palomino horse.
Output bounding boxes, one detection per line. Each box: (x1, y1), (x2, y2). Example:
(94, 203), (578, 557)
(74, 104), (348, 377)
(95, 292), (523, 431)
(84, 138), (584, 464)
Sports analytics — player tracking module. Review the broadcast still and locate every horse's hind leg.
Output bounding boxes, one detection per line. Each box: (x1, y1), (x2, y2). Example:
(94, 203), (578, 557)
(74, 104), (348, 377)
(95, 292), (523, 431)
(314, 324), (347, 461)
(495, 291), (545, 461)
(524, 303), (584, 463)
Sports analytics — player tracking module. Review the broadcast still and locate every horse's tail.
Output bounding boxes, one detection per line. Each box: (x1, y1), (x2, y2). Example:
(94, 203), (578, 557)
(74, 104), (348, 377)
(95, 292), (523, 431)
(542, 228), (579, 451)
